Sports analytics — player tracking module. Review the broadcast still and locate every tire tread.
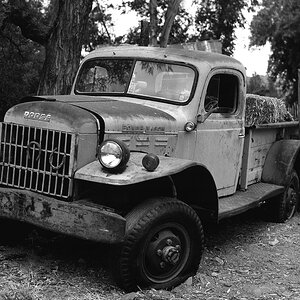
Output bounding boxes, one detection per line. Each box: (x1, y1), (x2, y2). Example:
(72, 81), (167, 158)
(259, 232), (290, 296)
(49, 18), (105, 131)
(112, 197), (204, 291)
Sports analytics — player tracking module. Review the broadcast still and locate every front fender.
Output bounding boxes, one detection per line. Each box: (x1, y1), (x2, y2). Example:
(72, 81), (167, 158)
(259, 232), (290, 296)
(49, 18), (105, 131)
(74, 152), (201, 185)
(262, 140), (300, 185)
(75, 152), (219, 222)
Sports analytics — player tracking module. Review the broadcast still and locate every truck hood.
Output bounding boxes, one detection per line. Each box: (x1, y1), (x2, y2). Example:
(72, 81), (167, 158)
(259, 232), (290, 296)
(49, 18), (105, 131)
(58, 95), (177, 134)
(4, 99), (98, 134)
(4, 95), (178, 135)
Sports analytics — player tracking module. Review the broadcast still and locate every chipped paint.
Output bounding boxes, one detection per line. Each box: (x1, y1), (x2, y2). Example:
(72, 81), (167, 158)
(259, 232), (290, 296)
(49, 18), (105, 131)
(75, 152), (198, 185)
(0, 188), (125, 243)
(41, 202), (52, 219)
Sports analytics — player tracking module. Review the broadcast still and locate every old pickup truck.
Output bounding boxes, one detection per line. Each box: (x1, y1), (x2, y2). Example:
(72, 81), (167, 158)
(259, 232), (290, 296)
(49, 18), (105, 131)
(0, 46), (299, 291)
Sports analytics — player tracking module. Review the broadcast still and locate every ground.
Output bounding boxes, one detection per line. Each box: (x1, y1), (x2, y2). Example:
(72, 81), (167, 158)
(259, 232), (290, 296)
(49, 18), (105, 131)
(0, 208), (300, 300)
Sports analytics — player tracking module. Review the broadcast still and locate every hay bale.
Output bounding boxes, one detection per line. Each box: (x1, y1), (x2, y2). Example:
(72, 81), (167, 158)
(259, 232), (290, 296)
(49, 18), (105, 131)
(245, 94), (294, 126)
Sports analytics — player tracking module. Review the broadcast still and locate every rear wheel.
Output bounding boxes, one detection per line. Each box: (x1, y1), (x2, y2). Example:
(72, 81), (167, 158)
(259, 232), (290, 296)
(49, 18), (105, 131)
(268, 170), (299, 223)
(112, 197), (204, 291)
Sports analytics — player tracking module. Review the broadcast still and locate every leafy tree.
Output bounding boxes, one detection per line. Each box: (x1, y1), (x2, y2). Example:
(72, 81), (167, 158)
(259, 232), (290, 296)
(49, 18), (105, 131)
(193, 0), (257, 55)
(0, 15), (44, 120)
(247, 73), (267, 95)
(84, 2), (121, 51)
(122, 0), (187, 47)
(250, 0), (300, 103)
(247, 73), (280, 97)
(1, 0), (93, 95)
(123, 0), (258, 55)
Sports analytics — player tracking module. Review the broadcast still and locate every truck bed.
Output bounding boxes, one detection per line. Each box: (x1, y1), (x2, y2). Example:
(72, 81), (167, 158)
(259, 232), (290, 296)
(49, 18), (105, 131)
(239, 121), (299, 190)
(219, 182), (284, 220)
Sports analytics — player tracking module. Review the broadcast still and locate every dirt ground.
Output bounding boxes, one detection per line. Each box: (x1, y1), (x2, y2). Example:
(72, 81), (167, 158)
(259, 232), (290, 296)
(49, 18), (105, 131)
(0, 208), (300, 300)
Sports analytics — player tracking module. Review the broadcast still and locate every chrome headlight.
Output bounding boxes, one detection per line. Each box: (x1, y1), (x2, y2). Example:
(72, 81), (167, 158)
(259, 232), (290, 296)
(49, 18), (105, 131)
(98, 139), (130, 172)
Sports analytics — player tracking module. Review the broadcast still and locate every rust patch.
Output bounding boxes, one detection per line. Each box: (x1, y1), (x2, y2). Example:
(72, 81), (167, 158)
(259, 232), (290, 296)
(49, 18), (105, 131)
(41, 202), (52, 219)
(25, 197), (35, 213)
(1, 195), (13, 211)
(17, 195), (27, 217)
(77, 213), (84, 220)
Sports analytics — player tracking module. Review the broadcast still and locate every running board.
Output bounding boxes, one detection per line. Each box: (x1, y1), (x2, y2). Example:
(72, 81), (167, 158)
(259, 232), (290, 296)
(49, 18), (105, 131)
(218, 182), (284, 220)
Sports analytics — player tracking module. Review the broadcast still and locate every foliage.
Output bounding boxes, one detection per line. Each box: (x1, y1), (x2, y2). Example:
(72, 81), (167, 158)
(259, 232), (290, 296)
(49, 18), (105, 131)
(122, 0), (258, 55)
(194, 0), (250, 55)
(125, 26), (142, 45)
(0, 22), (43, 121)
(122, 0), (191, 46)
(1, 0), (93, 96)
(83, 1), (122, 51)
(250, 0), (300, 104)
(168, 8), (191, 45)
(247, 73), (279, 97)
(247, 73), (269, 96)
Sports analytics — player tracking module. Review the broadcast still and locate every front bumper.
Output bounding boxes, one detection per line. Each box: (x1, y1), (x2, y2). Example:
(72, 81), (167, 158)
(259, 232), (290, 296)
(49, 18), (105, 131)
(0, 187), (126, 243)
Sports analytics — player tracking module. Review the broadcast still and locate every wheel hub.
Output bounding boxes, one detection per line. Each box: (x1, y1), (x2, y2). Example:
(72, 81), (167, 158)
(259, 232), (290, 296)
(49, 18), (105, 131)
(146, 230), (182, 272)
(162, 245), (181, 265)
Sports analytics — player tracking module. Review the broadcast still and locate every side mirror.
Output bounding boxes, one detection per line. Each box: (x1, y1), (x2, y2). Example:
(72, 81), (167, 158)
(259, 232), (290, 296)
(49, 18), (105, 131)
(197, 100), (219, 123)
(197, 107), (220, 123)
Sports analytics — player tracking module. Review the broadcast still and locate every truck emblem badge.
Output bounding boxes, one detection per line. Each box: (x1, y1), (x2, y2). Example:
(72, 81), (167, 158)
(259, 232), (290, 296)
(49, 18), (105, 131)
(122, 124), (165, 134)
(26, 141), (41, 162)
(49, 148), (66, 170)
(24, 111), (51, 122)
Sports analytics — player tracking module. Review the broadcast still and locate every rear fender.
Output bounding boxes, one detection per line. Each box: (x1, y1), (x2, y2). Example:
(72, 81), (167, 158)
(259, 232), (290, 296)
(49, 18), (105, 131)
(262, 140), (300, 185)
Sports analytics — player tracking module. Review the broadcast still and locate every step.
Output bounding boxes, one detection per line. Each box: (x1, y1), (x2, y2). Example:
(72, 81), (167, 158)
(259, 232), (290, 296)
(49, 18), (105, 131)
(219, 182), (284, 220)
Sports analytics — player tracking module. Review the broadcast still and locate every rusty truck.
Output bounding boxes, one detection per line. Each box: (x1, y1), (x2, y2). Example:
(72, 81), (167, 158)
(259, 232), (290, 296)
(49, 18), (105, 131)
(0, 46), (299, 291)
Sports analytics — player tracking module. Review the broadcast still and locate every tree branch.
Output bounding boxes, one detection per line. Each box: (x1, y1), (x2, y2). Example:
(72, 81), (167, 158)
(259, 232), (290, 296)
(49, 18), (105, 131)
(6, 0), (52, 46)
(0, 30), (25, 60)
(96, 2), (112, 44)
(160, 0), (182, 48)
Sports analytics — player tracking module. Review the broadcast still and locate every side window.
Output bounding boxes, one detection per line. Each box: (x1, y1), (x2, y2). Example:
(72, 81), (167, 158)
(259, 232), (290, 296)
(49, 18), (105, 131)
(204, 74), (239, 113)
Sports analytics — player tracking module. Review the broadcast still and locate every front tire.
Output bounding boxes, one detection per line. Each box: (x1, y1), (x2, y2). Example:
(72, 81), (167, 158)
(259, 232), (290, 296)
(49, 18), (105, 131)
(112, 197), (204, 291)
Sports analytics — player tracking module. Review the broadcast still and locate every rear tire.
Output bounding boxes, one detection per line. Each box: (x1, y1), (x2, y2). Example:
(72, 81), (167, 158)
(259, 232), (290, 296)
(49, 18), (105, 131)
(267, 170), (299, 223)
(112, 197), (204, 292)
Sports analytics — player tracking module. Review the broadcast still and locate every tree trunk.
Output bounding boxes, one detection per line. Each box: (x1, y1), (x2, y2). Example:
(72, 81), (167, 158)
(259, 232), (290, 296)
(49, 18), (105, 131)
(160, 0), (182, 48)
(140, 20), (150, 46)
(149, 0), (158, 46)
(38, 0), (93, 95)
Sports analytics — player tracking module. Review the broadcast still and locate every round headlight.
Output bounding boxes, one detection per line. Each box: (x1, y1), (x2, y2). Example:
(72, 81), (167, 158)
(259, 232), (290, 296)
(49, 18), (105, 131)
(98, 139), (130, 172)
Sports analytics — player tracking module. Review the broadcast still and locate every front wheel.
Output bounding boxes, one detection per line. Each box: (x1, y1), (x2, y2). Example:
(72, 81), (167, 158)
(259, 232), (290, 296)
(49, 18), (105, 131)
(112, 198), (204, 291)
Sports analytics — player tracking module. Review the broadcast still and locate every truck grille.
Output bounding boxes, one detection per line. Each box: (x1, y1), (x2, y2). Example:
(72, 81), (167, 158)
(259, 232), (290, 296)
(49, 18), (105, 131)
(0, 123), (76, 199)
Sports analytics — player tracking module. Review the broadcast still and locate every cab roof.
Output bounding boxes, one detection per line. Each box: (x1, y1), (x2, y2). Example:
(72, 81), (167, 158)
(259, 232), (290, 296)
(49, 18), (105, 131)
(82, 45), (246, 75)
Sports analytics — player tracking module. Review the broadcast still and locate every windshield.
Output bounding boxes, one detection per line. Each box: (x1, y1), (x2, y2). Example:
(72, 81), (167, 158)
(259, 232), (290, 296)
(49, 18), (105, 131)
(75, 58), (196, 103)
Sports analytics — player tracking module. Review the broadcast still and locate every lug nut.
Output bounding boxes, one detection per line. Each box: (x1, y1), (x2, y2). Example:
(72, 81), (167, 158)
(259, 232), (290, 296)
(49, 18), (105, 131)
(166, 239), (172, 245)
(175, 245), (181, 251)
(157, 249), (162, 256)
(160, 262), (165, 269)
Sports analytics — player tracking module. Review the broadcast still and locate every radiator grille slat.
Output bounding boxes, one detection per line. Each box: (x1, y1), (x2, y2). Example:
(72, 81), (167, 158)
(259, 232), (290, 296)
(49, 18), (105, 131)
(0, 123), (75, 199)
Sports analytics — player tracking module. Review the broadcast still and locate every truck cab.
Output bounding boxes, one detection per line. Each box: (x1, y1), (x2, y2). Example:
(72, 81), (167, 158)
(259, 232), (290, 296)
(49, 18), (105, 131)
(0, 46), (299, 291)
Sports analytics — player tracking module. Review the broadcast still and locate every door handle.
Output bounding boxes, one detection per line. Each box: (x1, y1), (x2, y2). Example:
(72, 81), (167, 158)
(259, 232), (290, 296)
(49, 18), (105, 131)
(238, 133), (245, 138)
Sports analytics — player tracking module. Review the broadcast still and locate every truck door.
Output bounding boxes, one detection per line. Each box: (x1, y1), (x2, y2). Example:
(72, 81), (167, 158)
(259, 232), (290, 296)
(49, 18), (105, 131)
(195, 70), (245, 197)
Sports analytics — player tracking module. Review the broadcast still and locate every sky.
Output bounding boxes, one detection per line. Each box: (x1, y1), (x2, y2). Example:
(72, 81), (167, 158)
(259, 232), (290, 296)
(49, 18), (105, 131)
(232, 12), (271, 76)
(109, 1), (271, 76)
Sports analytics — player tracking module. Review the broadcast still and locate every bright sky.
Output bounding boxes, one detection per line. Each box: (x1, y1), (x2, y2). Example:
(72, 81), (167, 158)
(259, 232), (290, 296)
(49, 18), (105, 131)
(233, 12), (271, 76)
(110, 1), (271, 76)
